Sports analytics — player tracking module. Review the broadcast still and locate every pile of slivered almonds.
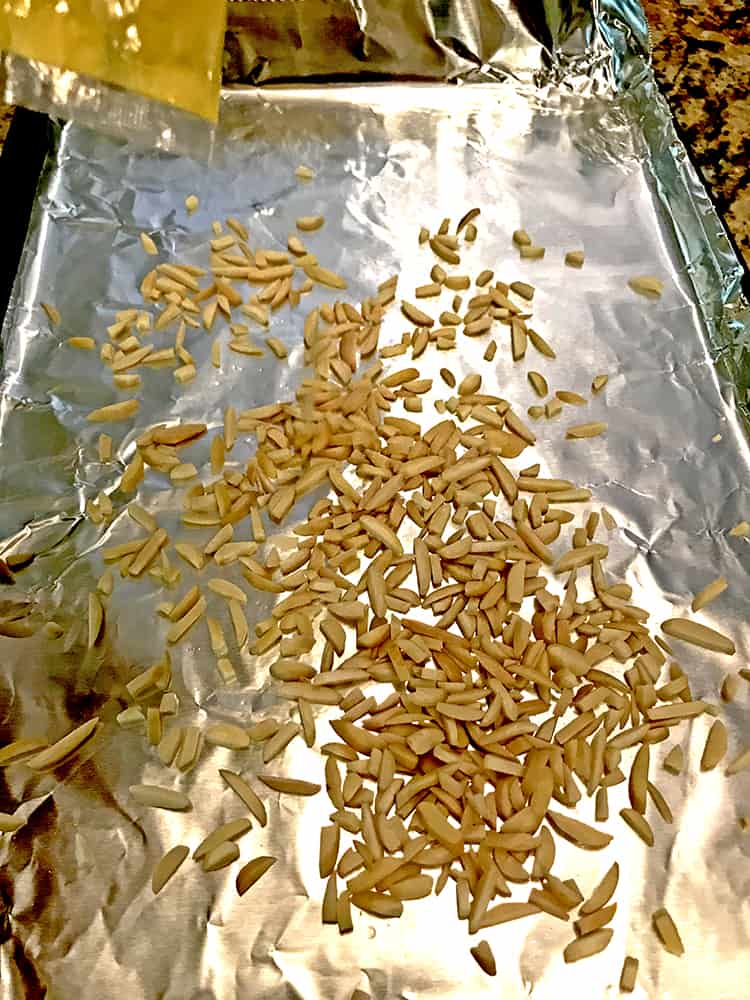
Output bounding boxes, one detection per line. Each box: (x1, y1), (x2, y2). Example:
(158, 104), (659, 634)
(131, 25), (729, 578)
(4, 180), (750, 997)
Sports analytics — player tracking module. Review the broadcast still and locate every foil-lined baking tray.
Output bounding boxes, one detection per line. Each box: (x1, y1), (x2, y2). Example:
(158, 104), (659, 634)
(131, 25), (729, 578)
(2, 4), (750, 999)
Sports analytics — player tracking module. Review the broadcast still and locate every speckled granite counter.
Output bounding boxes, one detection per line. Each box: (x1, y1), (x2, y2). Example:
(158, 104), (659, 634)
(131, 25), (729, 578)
(643, 0), (749, 267)
(0, 5), (747, 266)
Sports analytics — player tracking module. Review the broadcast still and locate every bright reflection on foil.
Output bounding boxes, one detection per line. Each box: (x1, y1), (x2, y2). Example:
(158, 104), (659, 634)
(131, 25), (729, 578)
(125, 23), (141, 53)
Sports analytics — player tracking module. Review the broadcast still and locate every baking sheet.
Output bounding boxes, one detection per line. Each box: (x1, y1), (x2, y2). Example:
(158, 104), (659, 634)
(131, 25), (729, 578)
(2, 40), (750, 1000)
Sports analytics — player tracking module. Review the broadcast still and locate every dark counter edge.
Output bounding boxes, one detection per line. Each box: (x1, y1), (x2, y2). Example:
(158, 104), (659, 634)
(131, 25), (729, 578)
(0, 109), (53, 328)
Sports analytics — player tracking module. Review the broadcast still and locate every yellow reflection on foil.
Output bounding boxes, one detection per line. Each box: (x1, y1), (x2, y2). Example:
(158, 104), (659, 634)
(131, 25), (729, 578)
(125, 23), (140, 53)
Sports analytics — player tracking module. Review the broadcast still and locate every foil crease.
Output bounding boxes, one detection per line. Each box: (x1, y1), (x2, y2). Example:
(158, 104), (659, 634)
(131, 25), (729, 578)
(224, 0), (650, 95)
(1, 4), (750, 999)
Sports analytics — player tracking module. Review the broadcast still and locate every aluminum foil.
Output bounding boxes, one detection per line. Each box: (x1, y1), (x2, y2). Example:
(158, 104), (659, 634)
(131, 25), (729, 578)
(2, 5), (750, 1000)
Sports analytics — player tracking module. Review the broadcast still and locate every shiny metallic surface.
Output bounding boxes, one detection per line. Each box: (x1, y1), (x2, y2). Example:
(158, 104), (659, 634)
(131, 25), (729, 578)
(1, 3), (750, 998)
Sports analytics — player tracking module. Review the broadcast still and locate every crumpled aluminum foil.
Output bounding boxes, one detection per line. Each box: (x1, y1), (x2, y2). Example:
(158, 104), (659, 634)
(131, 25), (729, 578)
(1, 3), (750, 998)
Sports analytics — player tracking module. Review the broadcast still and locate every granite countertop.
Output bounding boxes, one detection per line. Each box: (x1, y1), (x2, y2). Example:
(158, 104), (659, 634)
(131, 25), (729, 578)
(0, 4), (747, 267)
(643, 0), (749, 267)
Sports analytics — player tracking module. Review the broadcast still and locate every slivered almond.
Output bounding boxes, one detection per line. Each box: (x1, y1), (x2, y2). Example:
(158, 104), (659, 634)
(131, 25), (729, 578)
(360, 515), (403, 555)
(194, 818), (252, 861)
(25, 717), (99, 770)
(258, 775), (320, 796)
(470, 941), (496, 977)
(237, 856), (277, 895)
(652, 907), (683, 955)
(620, 956), (638, 993)
(204, 723), (250, 750)
(579, 863), (618, 915)
(207, 578), (247, 604)
(87, 399), (140, 422)
(152, 845), (189, 893)
(691, 576), (728, 612)
(203, 841), (240, 872)
(566, 422), (607, 440)
(663, 745), (683, 775)
(546, 811), (612, 850)
(220, 769), (267, 826)
(129, 784), (191, 811)
(629, 276), (664, 298)
(725, 744), (750, 777)
(619, 808), (654, 846)
(563, 928), (613, 963)
(628, 744), (649, 814)
(700, 719), (727, 771)
(350, 891), (403, 919)
(528, 371), (548, 397)
(296, 215), (324, 232)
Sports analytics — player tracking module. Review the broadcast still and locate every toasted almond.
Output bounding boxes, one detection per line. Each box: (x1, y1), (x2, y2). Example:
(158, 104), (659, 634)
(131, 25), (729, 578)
(296, 215), (324, 232)
(628, 744), (649, 814)
(700, 719), (727, 771)
(528, 371), (548, 397)
(205, 723), (251, 750)
(350, 890), (403, 919)
(563, 927), (613, 963)
(68, 336), (96, 350)
(152, 845), (189, 893)
(579, 862), (619, 915)
(629, 275), (664, 298)
(652, 907), (683, 955)
(129, 784), (191, 811)
(725, 744), (750, 777)
(360, 515), (403, 555)
(565, 250), (584, 268)
(470, 940), (496, 977)
(0, 812), (24, 833)
(41, 301), (61, 325)
(619, 808), (654, 846)
(194, 818), (252, 861)
(140, 232), (159, 255)
(662, 745), (684, 775)
(691, 576), (728, 612)
(220, 769), (268, 826)
(566, 422), (607, 440)
(87, 399), (140, 422)
(546, 811), (612, 850)
(619, 956), (638, 993)
(207, 578), (247, 604)
(258, 775), (321, 796)
(167, 595), (206, 644)
(203, 841), (240, 872)
(661, 618), (735, 655)
(25, 717), (99, 771)
(262, 722), (300, 764)
(237, 855), (277, 895)
(721, 674), (741, 702)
